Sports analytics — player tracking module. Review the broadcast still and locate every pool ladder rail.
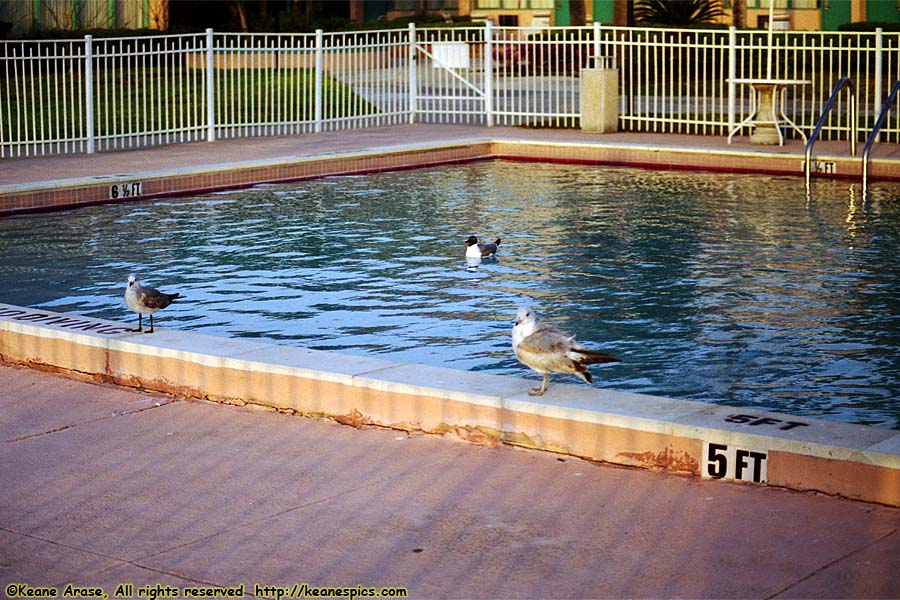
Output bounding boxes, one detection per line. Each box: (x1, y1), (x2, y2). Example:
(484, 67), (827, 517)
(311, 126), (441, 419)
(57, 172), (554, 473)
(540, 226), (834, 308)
(806, 76), (900, 195)
(804, 77), (856, 189)
(862, 79), (900, 195)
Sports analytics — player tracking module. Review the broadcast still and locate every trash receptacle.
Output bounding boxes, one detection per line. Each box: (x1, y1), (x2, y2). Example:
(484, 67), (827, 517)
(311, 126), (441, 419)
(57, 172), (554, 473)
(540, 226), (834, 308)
(581, 62), (618, 133)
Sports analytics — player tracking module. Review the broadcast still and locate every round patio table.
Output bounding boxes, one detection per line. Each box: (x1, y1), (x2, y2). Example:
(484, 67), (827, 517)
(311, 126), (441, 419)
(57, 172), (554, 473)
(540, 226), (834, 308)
(727, 78), (811, 145)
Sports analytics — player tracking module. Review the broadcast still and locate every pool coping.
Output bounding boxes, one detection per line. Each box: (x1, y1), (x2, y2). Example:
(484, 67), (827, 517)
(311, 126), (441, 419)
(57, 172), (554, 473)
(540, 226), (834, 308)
(2, 303), (899, 507)
(2, 132), (897, 216)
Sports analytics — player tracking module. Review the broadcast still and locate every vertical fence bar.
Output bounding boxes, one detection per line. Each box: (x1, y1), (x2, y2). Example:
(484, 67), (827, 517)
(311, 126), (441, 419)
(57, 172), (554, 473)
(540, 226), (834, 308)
(25, 44), (34, 155)
(289, 35), (297, 133)
(101, 38), (109, 150)
(18, 44), (26, 156)
(485, 21), (493, 127)
(875, 27), (883, 143)
(116, 39), (124, 149)
(84, 35), (95, 154)
(164, 35), (171, 142)
(408, 23), (417, 124)
(727, 26), (736, 140)
(176, 37), (183, 144)
(1, 45), (9, 157)
(53, 44), (62, 153)
(342, 33), (350, 129)
(206, 28), (215, 142)
(325, 33), (333, 131)
(314, 29), (323, 132)
(140, 36), (147, 146)
(229, 36), (236, 138)
(313, 33), (320, 132)
(35, 45), (45, 151)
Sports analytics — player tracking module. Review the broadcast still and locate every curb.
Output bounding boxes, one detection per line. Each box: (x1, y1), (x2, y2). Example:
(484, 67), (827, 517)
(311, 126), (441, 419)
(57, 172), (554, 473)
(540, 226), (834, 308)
(2, 303), (898, 506)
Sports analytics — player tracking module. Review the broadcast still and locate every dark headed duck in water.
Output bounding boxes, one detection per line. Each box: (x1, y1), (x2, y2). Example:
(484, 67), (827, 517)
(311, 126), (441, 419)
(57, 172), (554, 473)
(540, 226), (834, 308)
(465, 236), (501, 258)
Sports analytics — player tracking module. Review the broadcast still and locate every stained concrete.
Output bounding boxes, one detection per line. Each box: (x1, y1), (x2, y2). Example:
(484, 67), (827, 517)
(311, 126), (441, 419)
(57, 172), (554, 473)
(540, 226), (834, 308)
(2, 362), (898, 599)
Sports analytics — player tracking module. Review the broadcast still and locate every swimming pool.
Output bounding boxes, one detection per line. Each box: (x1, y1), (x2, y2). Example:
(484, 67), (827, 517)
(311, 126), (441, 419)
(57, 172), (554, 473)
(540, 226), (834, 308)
(1, 161), (898, 429)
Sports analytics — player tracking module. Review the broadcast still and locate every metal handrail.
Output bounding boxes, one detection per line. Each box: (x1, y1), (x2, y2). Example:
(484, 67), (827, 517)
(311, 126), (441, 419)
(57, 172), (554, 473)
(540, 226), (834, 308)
(805, 77), (856, 187)
(862, 79), (900, 195)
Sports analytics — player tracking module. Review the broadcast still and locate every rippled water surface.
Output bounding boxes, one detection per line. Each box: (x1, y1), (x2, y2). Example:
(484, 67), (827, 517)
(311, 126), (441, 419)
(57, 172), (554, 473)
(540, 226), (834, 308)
(1, 162), (899, 428)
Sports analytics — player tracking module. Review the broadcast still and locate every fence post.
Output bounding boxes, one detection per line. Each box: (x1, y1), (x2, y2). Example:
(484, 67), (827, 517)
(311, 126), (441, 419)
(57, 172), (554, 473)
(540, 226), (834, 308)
(408, 23), (417, 124)
(593, 21), (601, 67)
(484, 20), (493, 127)
(84, 35), (95, 154)
(727, 26), (736, 141)
(875, 27), (883, 143)
(315, 29), (323, 133)
(206, 28), (215, 142)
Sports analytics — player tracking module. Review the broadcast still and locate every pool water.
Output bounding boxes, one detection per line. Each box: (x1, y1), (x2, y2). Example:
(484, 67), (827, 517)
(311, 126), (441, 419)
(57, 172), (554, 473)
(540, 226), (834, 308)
(1, 161), (899, 429)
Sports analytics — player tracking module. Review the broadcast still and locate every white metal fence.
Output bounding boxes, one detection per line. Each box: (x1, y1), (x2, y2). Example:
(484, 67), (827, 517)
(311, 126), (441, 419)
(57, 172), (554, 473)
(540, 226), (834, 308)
(602, 25), (900, 141)
(3, 23), (900, 158)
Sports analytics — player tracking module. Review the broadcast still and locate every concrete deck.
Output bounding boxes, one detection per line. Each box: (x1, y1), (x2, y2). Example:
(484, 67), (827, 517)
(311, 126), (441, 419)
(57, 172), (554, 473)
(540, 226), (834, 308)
(2, 361), (899, 599)
(3, 125), (897, 188)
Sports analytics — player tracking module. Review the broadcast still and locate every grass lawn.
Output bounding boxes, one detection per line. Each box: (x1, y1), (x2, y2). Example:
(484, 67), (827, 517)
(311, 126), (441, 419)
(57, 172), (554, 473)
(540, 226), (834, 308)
(1, 67), (378, 143)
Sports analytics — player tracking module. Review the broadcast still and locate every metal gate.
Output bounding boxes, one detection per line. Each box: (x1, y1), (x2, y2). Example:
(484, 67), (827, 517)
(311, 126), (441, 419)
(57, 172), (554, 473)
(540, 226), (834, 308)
(411, 26), (490, 126)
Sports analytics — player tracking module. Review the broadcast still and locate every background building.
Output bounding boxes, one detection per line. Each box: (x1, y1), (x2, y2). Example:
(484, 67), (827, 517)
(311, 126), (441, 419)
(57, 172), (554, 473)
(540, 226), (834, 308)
(2, 0), (897, 37)
(721, 0), (898, 31)
(0, 0), (168, 35)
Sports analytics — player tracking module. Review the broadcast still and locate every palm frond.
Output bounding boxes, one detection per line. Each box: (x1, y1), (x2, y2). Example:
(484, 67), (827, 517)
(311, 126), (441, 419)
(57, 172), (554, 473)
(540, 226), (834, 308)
(634, 0), (726, 27)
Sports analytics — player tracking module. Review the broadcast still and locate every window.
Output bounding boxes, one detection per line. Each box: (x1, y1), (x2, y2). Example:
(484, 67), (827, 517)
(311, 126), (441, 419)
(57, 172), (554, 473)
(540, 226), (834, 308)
(724, 0), (818, 8)
(475, 0), (554, 8)
(393, 0), (460, 9)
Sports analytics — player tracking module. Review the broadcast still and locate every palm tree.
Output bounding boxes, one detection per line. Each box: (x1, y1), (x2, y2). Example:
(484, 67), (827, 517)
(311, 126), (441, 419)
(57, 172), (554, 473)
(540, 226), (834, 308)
(633, 0), (726, 27)
(732, 0), (747, 28)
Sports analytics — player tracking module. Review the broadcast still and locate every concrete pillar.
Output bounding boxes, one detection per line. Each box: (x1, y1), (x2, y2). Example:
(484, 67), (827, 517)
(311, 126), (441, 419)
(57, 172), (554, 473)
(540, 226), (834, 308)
(580, 68), (618, 133)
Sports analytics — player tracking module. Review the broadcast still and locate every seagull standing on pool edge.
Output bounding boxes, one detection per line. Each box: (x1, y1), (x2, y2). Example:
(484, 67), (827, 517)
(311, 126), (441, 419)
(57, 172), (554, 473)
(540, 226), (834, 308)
(512, 307), (619, 396)
(124, 274), (182, 333)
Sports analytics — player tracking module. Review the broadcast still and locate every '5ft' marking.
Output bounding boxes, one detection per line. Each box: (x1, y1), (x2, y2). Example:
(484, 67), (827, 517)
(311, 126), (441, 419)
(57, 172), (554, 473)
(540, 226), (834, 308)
(703, 442), (767, 484)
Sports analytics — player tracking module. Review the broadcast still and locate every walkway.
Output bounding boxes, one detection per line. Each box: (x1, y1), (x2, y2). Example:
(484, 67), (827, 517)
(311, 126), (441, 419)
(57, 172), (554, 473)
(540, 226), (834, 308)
(2, 362), (899, 599)
(0, 125), (879, 188)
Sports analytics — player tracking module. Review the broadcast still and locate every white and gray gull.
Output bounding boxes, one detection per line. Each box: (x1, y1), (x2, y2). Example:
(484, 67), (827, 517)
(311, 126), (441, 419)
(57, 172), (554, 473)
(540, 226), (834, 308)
(124, 274), (182, 333)
(465, 236), (501, 258)
(512, 306), (619, 396)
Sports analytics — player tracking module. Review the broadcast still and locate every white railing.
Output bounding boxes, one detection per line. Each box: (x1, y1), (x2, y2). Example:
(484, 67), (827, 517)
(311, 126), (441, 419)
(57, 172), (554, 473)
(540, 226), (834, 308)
(599, 26), (900, 141)
(211, 29), (410, 140)
(3, 24), (900, 158)
(1, 32), (211, 156)
(0, 28), (412, 157)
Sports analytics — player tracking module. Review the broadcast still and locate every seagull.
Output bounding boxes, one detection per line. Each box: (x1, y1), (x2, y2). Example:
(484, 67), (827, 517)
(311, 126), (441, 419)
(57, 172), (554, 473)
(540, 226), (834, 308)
(465, 236), (501, 258)
(124, 274), (182, 333)
(512, 307), (619, 396)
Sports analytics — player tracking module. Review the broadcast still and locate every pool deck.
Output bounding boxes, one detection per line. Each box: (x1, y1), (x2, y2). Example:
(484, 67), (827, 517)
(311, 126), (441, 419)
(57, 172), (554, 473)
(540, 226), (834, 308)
(2, 125), (900, 597)
(3, 361), (900, 599)
(3, 124), (900, 215)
